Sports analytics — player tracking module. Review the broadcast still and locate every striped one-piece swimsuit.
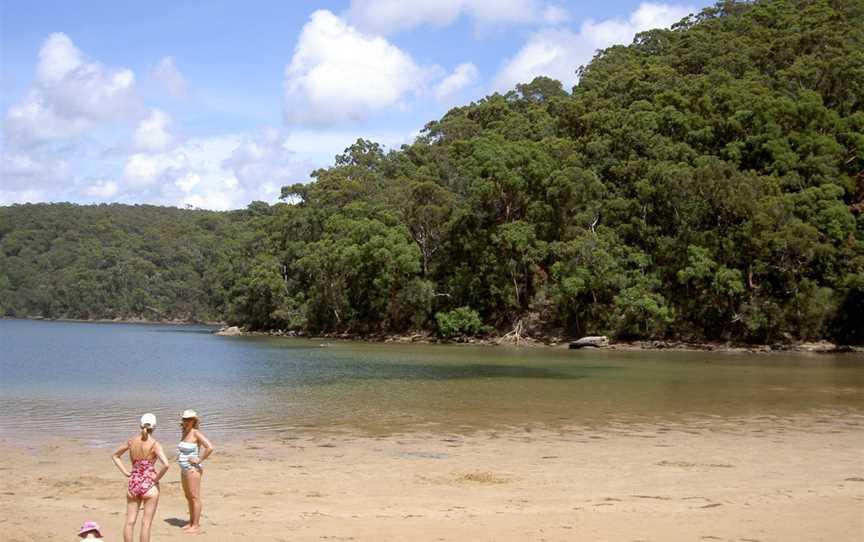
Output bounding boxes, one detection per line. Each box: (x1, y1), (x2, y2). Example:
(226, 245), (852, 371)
(177, 441), (200, 471)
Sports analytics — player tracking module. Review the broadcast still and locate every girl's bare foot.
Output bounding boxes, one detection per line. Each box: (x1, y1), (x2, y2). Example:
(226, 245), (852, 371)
(185, 526), (200, 534)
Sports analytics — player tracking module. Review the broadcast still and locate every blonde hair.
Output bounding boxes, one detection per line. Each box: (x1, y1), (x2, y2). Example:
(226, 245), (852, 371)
(140, 424), (154, 441)
(182, 417), (199, 437)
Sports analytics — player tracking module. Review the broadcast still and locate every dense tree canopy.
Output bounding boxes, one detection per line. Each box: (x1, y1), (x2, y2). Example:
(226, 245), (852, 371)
(2, 0), (862, 343)
(0, 204), (253, 322)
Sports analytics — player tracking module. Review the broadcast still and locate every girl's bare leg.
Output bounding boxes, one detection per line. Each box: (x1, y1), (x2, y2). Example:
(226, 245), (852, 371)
(185, 468), (203, 533)
(181, 471), (193, 529)
(124, 494), (140, 542)
(139, 487), (160, 542)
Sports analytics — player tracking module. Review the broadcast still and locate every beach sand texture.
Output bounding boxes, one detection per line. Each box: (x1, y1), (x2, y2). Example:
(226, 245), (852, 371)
(3, 416), (863, 541)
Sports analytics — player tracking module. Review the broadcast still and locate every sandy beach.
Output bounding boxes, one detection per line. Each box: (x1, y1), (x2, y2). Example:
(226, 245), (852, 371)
(3, 414), (863, 542)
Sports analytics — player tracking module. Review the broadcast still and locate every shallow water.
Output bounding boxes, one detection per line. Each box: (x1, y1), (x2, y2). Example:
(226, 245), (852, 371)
(1, 319), (862, 442)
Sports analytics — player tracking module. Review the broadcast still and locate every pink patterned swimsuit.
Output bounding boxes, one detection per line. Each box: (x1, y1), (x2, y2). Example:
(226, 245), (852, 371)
(128, 459), (157, 498)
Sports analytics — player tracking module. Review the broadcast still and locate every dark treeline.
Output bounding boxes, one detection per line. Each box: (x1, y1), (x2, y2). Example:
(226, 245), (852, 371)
(0, 204), (254, 322)
(1, 0), (862, 343)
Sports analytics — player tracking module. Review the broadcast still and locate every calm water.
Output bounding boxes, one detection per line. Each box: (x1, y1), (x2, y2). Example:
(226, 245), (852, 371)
(1, 319), (862, 442)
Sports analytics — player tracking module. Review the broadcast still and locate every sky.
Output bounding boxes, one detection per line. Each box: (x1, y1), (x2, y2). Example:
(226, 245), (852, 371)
(0, 0), (704, 210)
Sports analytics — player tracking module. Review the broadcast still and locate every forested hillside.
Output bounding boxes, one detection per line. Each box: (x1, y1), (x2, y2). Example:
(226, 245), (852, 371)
(0, 204), (257, 321)
(2, 0), (862, 343)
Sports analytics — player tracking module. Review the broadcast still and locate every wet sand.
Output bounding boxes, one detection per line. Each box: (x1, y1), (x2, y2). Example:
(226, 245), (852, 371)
(3, 416), (863, 542)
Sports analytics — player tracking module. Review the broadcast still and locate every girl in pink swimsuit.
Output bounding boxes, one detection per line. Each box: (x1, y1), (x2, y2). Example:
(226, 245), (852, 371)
(128, 456), (157, 498)
(112, 413), (171, 542)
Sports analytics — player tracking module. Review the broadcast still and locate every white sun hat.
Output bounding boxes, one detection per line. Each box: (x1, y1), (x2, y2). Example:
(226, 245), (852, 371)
(140, 413), (157, 427)
(181, 409), (199, 419)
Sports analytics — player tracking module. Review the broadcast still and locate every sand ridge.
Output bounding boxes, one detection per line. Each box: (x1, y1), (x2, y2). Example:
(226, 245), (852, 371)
(2, 416), (863, 541)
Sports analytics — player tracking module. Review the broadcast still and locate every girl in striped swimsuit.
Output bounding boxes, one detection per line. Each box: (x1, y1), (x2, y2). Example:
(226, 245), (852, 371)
(178, 409), (214, 534)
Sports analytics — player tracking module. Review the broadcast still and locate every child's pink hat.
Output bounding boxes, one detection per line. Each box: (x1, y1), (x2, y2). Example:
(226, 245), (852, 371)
(78, 520), (103, 537)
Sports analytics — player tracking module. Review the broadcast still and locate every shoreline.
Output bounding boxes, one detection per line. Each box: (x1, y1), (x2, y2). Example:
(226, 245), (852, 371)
(4, 315), (224, 326)
(5, 317), (862, 354)
(220, 326), (864, 355)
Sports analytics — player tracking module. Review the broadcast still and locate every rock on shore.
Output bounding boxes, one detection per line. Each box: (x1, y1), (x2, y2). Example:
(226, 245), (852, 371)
(569, 336), (610, 349)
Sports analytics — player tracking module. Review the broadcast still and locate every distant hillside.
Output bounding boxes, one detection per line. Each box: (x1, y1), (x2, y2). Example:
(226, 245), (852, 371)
(0, 203), (262, 322)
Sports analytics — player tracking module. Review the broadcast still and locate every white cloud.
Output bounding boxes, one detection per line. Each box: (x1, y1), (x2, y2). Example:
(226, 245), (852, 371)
(174, 172), (201, 193)
(585, 3), (692, 44)
(494, 27), (582, 91)
(0, 188), (49, 206)
(0, 33), (327, 210)
(79, 178), (119, 198)
(224, 127), (300, 195)
(123, 152), (180, 188)
(434, 63), (479, 100)
(3, 33), (140, 144)
(494, 2), (693, 91)
(149, 56), (189, 101)
(181, 190), (237, 211)
(541, 5), (570, 25)
(4, 94), (91, 142)
(121, 136), (240, 208)
(0, 148), (70, 189)
(0, 146), (73, 205)
(0, 123), (412, 209)
(283, 10), (430, 125)
(117, 131), (315, 209)
(133, 108), (176, 152)
(346, 0), (569, 34)
(0, 131), (286, 209)
(123, 136), (233, 189)
(36, 32), (84, 83)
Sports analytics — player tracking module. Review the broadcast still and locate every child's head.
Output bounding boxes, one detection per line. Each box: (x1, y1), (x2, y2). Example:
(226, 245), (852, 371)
(78, 520), (103, 539)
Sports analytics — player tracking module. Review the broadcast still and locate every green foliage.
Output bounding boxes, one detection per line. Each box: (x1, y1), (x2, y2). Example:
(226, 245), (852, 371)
(394, 278), (436, 330)
(0, 203), (252, 322)
(295, 210), (421, 332)
(612, 281), (675, 338)
(227, 253), (295, 329)
(435, 307), (486, 339)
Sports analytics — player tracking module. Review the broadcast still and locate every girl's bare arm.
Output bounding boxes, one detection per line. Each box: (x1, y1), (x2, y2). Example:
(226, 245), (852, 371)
(153, 441), (171, 482)
(111, 441), (131, 477)
(192, 430), (214, 464)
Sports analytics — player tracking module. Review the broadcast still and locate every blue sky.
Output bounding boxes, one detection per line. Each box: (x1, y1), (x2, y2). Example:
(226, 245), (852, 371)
(1, 0), (702, 209)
